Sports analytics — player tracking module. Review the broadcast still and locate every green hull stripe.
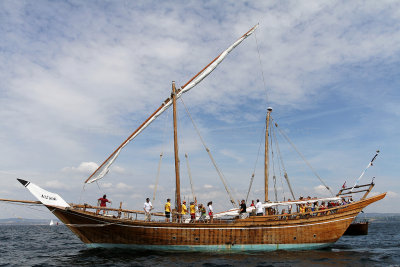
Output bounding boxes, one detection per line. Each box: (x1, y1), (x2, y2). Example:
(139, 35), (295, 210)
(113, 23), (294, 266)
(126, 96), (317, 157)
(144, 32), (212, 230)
(87, 242), (331, 252)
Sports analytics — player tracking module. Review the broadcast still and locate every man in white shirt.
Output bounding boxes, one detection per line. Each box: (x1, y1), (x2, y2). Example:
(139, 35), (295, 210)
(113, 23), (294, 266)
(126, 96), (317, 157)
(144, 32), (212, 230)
(256, 199), (263, 216)
(144, 198), (153, 221)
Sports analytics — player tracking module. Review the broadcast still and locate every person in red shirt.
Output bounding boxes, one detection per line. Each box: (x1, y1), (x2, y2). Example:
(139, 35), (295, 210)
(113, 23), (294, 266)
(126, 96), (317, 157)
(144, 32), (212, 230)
(97, 194), (111, 215)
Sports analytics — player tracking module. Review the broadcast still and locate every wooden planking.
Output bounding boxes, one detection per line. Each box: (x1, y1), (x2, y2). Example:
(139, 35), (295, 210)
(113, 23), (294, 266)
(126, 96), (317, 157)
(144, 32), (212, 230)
(47, 193), (385, 248)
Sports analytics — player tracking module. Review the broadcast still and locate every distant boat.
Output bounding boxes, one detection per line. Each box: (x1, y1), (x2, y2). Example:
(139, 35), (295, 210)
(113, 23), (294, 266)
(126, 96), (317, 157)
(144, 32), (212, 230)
(344, 220), (369, 235)
(49, 219), (54, 226)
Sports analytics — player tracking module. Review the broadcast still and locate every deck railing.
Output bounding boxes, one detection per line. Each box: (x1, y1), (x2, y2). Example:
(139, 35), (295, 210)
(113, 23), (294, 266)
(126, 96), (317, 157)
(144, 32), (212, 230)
(69, 201), (356, 223)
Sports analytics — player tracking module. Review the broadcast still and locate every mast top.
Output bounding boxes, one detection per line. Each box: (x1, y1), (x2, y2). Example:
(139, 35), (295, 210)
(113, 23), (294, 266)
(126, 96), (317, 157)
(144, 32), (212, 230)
(267, 107), (273, 112)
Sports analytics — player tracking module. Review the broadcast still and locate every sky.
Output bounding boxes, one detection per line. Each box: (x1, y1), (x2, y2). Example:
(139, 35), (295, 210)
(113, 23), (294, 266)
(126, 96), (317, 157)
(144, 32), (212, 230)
(0, 0), (399, 219)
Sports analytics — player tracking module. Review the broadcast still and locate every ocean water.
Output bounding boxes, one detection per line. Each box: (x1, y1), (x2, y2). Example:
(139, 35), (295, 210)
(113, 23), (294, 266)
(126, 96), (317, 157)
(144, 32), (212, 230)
(0, 222), (399, 267)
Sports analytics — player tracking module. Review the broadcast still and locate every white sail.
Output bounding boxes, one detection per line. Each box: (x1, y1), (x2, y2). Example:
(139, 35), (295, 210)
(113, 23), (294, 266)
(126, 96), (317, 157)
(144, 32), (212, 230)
(85, 24), (259, 184)
(50, 219), (54, 226)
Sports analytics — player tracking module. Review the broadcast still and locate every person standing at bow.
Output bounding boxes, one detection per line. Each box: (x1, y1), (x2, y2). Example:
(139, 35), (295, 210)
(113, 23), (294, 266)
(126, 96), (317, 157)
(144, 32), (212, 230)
(97, 194), (111, 215)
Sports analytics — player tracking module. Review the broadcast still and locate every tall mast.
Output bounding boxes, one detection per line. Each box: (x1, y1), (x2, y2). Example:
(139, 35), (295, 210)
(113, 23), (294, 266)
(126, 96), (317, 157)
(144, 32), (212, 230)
(84, 24), (258, 185)
(172, 81), (181, 213)
(264, 107), (272, 202)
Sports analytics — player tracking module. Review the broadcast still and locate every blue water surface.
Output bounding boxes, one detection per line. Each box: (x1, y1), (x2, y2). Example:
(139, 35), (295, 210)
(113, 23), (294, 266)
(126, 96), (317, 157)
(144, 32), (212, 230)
(0, 221), (399, 267)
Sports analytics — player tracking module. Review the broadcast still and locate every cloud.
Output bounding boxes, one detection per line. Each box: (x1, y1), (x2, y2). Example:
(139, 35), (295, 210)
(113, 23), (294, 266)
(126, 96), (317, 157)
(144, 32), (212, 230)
(44, 180), (68, 190)
(62, 162), (99, 174)
(387, 191), (399, 198)
(116, 182), (133, 191)
(371, 191), (398, 198)
(102, 183), (113, 189)
(313, 185), (331, 197)
(219, 149), (245, 163)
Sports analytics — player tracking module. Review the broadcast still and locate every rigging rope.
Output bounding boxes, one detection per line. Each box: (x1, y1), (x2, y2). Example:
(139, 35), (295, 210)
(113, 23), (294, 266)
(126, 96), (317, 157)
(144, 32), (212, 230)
(350, 150), (379, 191)
(175, 103), (196, 202)
(274, 121), (334, 196)
(185, 153), (196, 201)
(180, 98), (237, 207)
(245, 32), (270, 202)
(245, 124), (265, 202)
(271, 118), (296, 200)
(271, 123), (287, 201)
(152, 109), (170, 202)
(269, 122), (278, 201)
(152, 152), (163, 202)
(254, 30), (269, 105)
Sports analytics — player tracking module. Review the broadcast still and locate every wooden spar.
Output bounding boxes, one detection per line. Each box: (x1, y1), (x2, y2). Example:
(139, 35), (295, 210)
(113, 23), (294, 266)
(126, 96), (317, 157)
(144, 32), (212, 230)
(84, 25), (258, 184)
(361, 183), (375, 200)
(0, 198), (42, 205)
(71, 204), (165, 217)
(264, 108), (272, 202)
(336, 182), (375, 200)
(172, 81), (181, 213)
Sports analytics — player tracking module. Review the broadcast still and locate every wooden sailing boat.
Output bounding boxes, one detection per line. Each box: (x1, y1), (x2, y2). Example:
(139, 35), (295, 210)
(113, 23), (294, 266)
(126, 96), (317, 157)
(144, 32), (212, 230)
(1, 25), (386, 251)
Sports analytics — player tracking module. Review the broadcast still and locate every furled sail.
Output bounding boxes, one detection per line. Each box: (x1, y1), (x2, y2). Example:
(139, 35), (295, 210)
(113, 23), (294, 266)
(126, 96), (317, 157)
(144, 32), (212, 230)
(85, 24), (259, 184)
(214, 197), (342, 218)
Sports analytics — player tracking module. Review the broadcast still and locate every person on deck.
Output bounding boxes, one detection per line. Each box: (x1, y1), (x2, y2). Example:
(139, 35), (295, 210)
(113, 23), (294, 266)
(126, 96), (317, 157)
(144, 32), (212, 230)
(97, 194), (111, 215)
(207, 201), (213, 223)
(189, 200), (197, 223)
(199, 204), (206, 222)
(144, 198), (153, 221)
(240, 199), (247, 219)
(181, 200), (187, 222)
(165, 198), (171, 222)
(256, 199), (263, 216)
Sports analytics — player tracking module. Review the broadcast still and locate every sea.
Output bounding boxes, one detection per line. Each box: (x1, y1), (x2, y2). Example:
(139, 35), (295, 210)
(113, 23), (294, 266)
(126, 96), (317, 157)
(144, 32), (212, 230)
(0, 221), (399, 267)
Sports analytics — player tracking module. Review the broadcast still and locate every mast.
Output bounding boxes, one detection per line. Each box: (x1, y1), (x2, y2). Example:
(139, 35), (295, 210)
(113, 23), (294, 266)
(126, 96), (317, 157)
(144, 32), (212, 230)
(84, 24), (258, 185)
(172, 81), (181, 213)
(264, 107), (272, 202)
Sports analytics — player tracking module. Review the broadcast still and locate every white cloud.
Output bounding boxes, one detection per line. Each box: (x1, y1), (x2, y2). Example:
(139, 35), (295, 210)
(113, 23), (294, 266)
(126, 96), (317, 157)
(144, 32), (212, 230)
(101, 183), (113, 189)
(116, 182), (133, 191)
(313, 185), (331, 197)
(112, 166), (125, 174)
(44, 180), (68, 190)
(219, 149), (245, 164)
(371, 191), (399, 198)
(387, 191), (399, 198)
(62, 162), (99, 174)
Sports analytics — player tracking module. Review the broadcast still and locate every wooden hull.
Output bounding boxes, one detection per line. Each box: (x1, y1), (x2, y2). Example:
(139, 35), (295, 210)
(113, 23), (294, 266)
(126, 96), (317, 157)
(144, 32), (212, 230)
(48, 193), (385, 251)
